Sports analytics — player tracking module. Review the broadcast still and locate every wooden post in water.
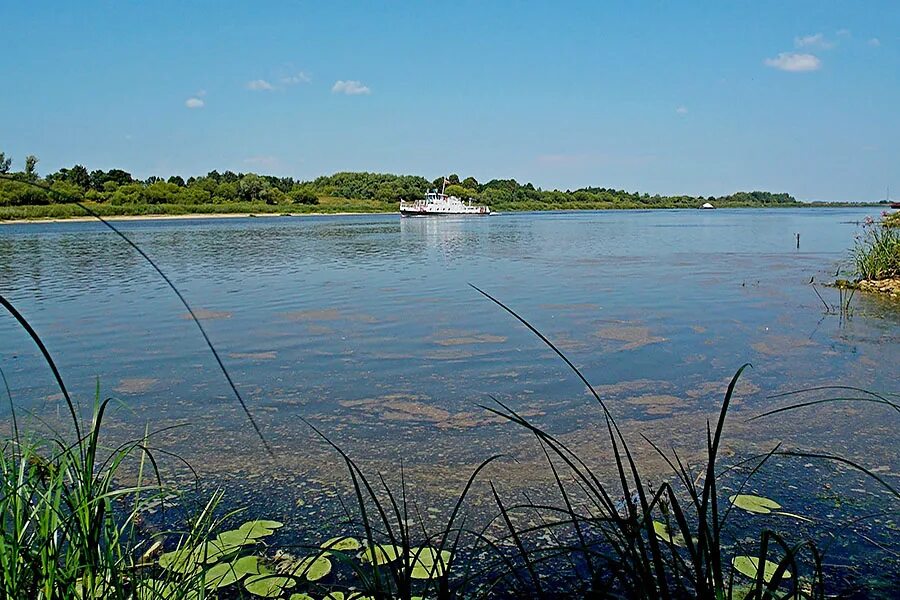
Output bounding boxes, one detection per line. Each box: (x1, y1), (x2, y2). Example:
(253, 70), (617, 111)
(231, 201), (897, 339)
(796, 233), (800, 249)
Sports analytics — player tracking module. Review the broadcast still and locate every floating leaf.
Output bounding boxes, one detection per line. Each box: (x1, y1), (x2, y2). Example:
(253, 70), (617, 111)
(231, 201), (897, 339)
(215, 529), (259, 548)
(321, 536), (361, 551)
(134, 579), (176, 600)
(238, 520), (284, 538)
(290, 555), (332, 581)
(244, 573), (296, 598)
(158, 547), (202, 574)
(652, 521), (692, 548)
(732, 555), (792, 582)
(204, 556), (264, 589)
(74, 577), (110, 599)
(359, 544), (401, 566)
(729, 584), (755, 600)
(323, 593), (345, 600)
(289, 595), (316, 600)
(408, 547), (452, 579)
(197, 539), (240, 564)
(729, 494), (782, 515)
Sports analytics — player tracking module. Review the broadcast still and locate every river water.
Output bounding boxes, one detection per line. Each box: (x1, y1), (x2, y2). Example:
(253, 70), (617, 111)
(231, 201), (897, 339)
(1, 209), (898, 589)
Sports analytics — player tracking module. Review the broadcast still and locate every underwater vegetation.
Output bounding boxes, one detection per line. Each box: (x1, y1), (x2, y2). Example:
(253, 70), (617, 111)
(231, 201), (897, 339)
(1, 180), (898, 598)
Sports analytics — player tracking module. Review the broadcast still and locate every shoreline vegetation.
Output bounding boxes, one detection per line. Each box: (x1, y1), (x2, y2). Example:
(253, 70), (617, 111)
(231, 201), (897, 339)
(0, 154), (886, 222)
(834, 211), (900, 299)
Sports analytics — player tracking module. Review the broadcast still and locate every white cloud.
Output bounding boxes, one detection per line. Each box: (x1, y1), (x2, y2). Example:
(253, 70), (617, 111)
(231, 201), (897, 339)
(185, 97), (205, 109)
(247, 79), (275, 91)
(675, 106), (688, 115)
(836, 28), (851, 37)
(764, 52), (822, 72)
(332, 80), (371, 95)
(868, 37), (881, 47)
(281, 72), (311, 85)
(794, 33), (834, 49)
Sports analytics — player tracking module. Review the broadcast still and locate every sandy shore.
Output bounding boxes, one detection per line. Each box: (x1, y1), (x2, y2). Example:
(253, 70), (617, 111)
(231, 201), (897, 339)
(0, 211), (384, 225)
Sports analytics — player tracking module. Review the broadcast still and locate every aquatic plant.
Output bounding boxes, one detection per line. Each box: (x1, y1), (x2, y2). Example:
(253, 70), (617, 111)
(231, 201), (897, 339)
(854, 215), (900, 281)
(448, 285), (898, 598)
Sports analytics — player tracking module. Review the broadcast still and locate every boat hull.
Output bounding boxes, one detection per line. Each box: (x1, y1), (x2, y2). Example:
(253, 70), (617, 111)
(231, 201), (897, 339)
(400, 209), (491, 217)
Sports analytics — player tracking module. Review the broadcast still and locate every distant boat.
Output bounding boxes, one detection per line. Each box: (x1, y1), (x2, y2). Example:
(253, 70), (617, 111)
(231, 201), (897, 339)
(400, 178), (491, 217)
(699, 202), (715, 210)
(887, 186), (900, 209)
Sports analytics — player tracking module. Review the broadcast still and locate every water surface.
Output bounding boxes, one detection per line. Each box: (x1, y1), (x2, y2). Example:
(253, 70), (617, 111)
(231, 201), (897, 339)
(1, 209), (897, 522)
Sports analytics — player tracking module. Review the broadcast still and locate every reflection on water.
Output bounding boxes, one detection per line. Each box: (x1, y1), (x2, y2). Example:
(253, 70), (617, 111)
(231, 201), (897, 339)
(1, 209), (898, 498)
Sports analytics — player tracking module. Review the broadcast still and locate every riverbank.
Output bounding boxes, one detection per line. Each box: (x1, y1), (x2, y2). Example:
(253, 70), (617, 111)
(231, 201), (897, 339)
(0, 201), (884, 224)
(0, 211), (376, 225)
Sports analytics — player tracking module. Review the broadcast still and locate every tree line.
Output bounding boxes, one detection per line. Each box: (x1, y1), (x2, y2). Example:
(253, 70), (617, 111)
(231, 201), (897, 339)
(0, 151), (800, 210)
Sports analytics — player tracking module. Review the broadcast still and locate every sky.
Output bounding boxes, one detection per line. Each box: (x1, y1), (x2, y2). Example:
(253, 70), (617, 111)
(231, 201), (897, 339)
(1, 1), (898, 201)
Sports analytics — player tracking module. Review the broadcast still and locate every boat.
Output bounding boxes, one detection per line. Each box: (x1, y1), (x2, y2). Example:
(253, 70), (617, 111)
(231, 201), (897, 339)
(885, 186), (899, 209)
(699, 202), (715, 209)
(400, 179), (491, 216)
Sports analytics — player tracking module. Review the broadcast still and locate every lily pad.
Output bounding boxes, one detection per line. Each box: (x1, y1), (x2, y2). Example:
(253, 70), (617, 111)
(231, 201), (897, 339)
(359, 544), (401, 566)
(197, 539), (240, 564)
(238, 520), (284, 538)
(408, 547), (452, 579)
(244, 573), (296, 598)
(290, 555), (333, 581)
(74, 577), (110, 599)
(158, 547), (202, 574)
(134, 579), (176, 600)
(204, 555), (264, 589)
(289, 595), (316, 600)
(321, 535), (362, 551)
(729, 494), (782, 515)
(732, 555), (792, 582)
(215, 529), (259, 548)
(652, 521), (692, 548)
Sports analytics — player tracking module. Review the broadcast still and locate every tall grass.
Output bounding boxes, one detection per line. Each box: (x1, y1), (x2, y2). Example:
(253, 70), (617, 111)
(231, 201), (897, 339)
(854, 217), (900, 280)
(0, 294), (226, 599)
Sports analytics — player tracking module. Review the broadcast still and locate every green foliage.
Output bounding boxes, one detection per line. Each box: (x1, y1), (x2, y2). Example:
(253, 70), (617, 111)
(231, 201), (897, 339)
(0, 151), (812, 216)
(0, 151), (11, 174)
(288, 188), (319, 205)
(24, 155), (38, 179)
(854, 217), (900, 280)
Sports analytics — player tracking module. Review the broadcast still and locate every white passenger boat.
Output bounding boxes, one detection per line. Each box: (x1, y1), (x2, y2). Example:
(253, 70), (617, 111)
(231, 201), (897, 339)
(400, 180), (491, 216)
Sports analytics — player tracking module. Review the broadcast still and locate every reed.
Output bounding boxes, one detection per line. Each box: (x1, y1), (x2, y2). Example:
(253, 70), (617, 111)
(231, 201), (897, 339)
(854, 217), (900, 281)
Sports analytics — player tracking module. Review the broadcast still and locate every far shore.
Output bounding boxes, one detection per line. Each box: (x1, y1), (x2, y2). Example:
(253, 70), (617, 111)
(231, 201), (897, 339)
(0, 211), (385, 225)
(2, 204), (887, 225)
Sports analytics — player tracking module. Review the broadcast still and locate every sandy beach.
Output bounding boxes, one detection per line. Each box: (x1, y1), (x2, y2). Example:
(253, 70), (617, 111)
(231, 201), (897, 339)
(0, 211), (384, 225)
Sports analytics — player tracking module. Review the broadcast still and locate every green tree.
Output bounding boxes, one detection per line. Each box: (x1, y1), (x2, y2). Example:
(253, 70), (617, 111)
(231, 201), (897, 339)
(24, 155), (38, 180)
(237, 173), (268, 201)
(289, 188), (319, 205)
(0, 152), (11, 174)
(69, 165), (90, 189)
(168, 175), (186, 187)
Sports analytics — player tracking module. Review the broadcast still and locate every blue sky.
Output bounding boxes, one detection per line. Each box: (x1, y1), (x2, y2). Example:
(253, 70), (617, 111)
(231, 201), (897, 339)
(1, 1), (897, 201)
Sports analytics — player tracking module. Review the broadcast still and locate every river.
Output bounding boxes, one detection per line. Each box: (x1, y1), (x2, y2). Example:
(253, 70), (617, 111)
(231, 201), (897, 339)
(1, 208), (898, 591)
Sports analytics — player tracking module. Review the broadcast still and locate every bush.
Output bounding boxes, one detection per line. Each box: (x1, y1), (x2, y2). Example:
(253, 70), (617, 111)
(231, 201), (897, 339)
(854, 217), (900, 280)
(289, 188), (319, 205)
